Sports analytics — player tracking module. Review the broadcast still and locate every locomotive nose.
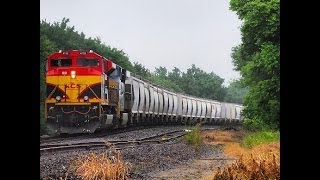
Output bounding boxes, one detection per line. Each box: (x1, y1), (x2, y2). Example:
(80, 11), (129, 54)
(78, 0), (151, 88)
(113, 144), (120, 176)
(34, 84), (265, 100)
(47, 112), (100, 134)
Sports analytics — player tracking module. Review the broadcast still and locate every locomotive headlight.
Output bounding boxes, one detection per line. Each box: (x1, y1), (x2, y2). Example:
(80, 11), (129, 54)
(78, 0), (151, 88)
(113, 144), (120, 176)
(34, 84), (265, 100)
(49, 106), (54, 112)
(84, 96), (89, 102)
(56, 96), (61, 102)
(71, 70), (76, 79)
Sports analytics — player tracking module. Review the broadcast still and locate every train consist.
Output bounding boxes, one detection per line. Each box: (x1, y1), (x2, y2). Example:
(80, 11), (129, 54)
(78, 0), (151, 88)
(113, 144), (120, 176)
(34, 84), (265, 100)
(45, 50), (243, 134)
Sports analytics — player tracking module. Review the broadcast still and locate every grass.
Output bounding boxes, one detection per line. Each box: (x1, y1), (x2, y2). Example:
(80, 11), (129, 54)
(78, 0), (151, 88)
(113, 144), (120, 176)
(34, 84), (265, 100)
(70, 144), (130, 180)
(241, 131), (280, 148)
(183, 123), (203, 149)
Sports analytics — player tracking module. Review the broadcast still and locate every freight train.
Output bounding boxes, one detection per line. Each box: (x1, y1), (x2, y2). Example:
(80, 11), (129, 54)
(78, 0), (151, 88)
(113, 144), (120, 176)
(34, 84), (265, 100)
(45, 50), (243, 134)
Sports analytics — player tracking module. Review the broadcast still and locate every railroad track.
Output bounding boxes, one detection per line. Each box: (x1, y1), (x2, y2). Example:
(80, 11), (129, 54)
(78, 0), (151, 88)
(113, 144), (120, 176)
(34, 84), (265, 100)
(40, 125), (241, 153)
(40, 125), (156, 144)
(40, 124), (228, 144)
(40, 129), (189, 153)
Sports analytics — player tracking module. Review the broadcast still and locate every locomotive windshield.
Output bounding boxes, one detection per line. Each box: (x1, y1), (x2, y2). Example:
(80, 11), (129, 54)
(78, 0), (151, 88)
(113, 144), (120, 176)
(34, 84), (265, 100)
(77, 58), (99, 67)
(50, 59), (72, 67)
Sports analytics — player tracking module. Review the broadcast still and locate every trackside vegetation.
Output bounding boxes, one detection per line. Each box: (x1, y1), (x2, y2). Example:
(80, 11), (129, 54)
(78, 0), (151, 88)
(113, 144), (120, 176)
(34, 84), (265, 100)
(241, 131), (279, 149)
(183, 124), (203, 149)
(70, 145), (130, 179)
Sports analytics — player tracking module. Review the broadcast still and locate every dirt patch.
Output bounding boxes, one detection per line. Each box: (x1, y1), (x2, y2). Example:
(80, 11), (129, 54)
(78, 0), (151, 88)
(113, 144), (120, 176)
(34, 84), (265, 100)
(145, 144), (230, 180)
(146, 128), (249, 180)
(201, 128), (249, 158)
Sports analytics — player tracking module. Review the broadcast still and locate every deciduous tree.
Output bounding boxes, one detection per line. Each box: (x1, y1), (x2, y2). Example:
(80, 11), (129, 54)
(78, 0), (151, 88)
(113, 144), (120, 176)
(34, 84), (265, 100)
(230, 0), (280, 129)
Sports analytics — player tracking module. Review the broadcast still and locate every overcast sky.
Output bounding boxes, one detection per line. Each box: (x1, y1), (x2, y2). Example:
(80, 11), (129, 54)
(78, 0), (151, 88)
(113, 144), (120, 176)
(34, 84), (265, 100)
(40, 0), (242, 86)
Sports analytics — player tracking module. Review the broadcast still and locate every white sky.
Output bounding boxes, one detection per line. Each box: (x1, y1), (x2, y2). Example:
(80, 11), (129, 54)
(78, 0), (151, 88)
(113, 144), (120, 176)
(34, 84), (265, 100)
(40, 0), (242, 86)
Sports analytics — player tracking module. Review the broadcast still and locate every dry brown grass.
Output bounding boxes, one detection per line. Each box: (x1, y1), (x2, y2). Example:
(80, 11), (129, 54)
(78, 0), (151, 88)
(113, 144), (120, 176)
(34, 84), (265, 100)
(70, 145), (130, 180)
(202, 129), (248, 158)
(202, 129), (247, 145)
(213, 142), (280, 180)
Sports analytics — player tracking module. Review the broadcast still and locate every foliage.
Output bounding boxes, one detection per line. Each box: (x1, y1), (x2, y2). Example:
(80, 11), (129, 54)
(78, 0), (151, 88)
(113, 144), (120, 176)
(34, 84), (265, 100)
(243, 117), (271, 132)
(180, 64), (226, 101)
(184, 124), (203, 149)
(132, 62), (151, 78)
(143, 65), (227, 101)
(148, 75), (184, 93)
(40, 33), (56, 135)
(145, 66), (183, 92)
(241, 131), (280, 148)
(167, 67), (183, 89)
(40, 33), (56, 102)
(224, 79), (248, 104)
(230, 0), (280, 129)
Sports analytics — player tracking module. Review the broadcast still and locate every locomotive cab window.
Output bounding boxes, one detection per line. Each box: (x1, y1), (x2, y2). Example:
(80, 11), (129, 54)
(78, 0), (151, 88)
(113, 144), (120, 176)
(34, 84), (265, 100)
(50, 59), (72, 67)
(77, 58), (99, 67)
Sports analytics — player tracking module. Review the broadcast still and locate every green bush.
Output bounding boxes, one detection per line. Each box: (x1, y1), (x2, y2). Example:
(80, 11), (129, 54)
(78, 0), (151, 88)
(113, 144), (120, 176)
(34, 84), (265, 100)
(184, 124), (202, 149)
(243, 117), (271, 132)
